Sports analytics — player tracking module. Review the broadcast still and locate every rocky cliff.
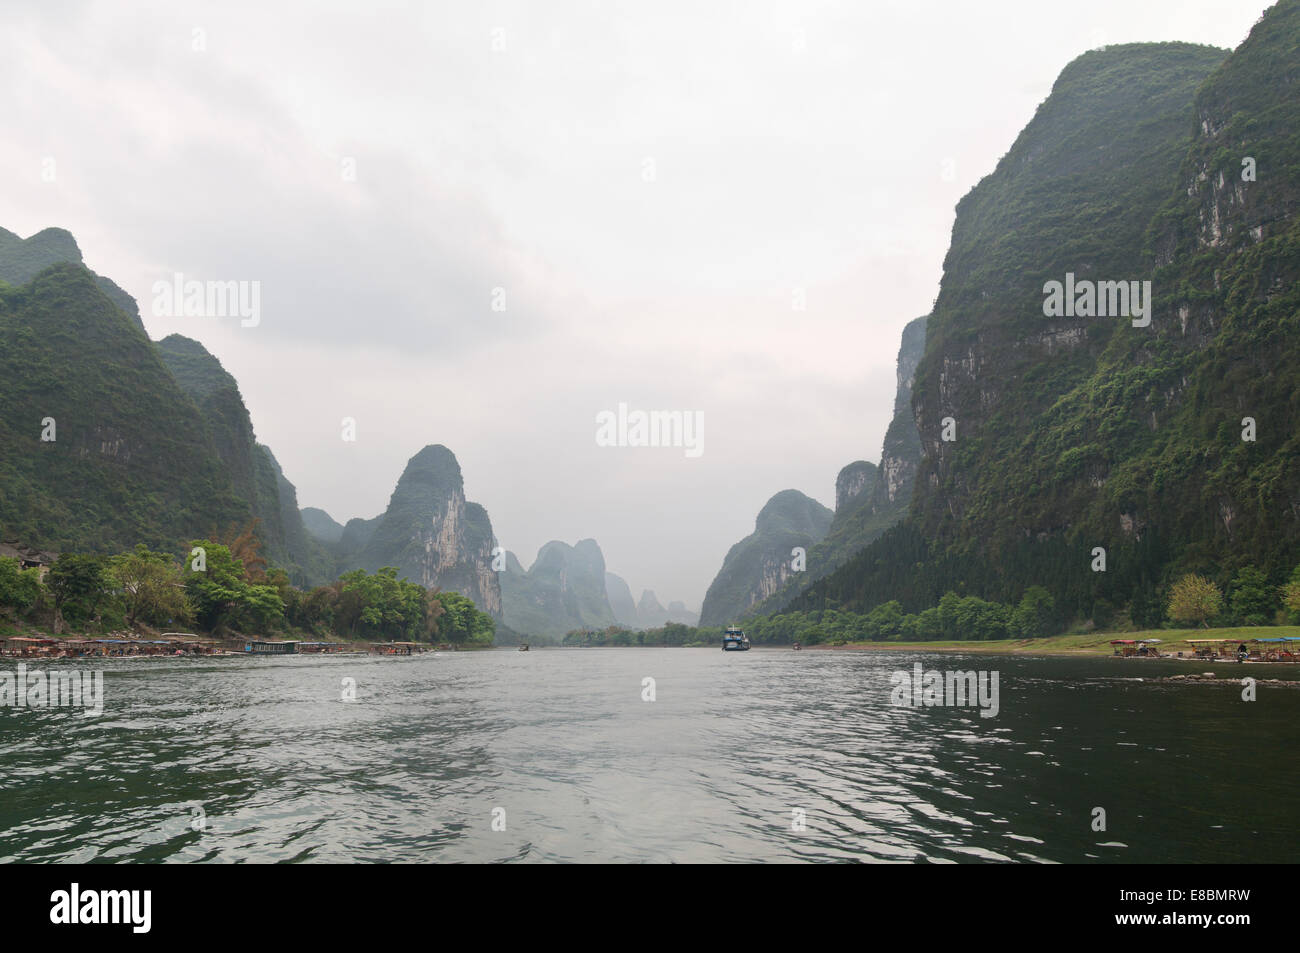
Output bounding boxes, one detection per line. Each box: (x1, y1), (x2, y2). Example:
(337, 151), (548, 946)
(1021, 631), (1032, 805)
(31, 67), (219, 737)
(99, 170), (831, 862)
(156, 334), (331, 585)
(797, 20), (1300, 622)
(351, 445), (502, 616)
(835, 461), (877, 514)
(699, 489), (834, 625)
(726, 315), (927, 618)
(870, 315), (928, 513)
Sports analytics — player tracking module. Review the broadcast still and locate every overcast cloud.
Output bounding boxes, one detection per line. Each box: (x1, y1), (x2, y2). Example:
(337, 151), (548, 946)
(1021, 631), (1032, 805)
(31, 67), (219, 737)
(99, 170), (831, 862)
(0, 0), (1271, 607)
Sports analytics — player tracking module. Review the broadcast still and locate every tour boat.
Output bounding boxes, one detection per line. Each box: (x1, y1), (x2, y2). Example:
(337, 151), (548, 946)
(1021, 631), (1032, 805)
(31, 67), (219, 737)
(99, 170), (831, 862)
(722, 626), (751, 651)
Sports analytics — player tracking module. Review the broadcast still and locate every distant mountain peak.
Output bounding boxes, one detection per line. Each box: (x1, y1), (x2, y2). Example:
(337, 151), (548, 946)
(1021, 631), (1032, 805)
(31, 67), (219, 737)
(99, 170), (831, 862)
(501, 538), (615, 637)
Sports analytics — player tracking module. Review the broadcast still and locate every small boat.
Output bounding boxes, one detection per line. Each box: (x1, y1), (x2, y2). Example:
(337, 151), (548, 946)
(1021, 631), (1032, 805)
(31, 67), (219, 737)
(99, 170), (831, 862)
(722, 626), (751, 652)
(518, 643), (529, 652)
(792, 641), (801, 651)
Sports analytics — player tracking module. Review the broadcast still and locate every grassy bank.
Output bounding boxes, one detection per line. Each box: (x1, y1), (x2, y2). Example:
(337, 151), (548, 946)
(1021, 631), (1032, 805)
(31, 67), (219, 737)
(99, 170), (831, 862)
(812, 626), (1300, 656)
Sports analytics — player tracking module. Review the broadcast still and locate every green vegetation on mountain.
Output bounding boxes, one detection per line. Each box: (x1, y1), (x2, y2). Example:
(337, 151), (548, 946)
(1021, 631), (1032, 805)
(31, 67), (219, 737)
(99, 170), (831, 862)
(0, 229), (512, 624)
(788, 18), (1300, 629)
(301, 507), (345, 544)
(0, 226), (143, 330)
(155, 334), (333, 587)
(345, 445), (502, 617)
(743, 315), (929, 617)
(699, 489), (833, 625)
(0, 263), (248, 552)
(0, 539), (495, 646)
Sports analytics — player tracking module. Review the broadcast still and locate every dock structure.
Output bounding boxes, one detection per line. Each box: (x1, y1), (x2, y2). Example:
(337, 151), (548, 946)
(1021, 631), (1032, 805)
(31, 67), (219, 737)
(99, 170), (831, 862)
(0, 636), (58, 657)
(1, 636), (221, 658)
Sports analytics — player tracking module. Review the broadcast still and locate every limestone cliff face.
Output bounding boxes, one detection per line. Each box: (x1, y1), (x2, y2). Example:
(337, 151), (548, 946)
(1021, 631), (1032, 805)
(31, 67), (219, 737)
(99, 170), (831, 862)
(870, 315), (927, 512)
(835, 461), (876, 513)
(907, 43), (1227, 546)
(1128, 1), (1300, 557)
(357, 445), (502, 617)
(828, 319), (925, 522)
(502, 539), (616, 637)
(736, 316), (927, 618)
(699, 489), (833, 626)
(797, 26), (1300, 621)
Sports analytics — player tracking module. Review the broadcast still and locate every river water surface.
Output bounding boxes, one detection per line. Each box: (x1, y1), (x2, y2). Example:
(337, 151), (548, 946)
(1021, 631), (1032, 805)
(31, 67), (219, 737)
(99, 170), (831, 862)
(1, 648), (1296, 863)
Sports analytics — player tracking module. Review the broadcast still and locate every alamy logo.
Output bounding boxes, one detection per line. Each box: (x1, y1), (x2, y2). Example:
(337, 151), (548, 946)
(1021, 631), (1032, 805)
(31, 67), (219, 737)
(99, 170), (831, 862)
(889, 663), (999, 718)
(1042, 272), (1151, 327)
(50, 883), (151, 933)
(595, 402), (703, 458)
(0, 664), (103, 716)
(151, 272), (261, 327)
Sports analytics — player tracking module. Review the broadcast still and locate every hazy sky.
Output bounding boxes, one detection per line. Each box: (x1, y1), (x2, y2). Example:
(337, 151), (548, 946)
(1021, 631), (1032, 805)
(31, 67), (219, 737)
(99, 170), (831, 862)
(1, 0), (1272, 608)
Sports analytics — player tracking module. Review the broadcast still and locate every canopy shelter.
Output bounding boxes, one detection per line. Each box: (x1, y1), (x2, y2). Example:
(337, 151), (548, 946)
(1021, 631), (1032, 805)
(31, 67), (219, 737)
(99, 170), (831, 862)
(1252, 637), (1299, 661)
(1185, 638), (1245, 659)
(1109, 639), (1164, 655)
(62, 637), (217, 658)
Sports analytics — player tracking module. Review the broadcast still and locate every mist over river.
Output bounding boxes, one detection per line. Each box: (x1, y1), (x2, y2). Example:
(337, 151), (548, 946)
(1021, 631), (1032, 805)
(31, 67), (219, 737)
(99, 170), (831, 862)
(1, 648), (1295, 863)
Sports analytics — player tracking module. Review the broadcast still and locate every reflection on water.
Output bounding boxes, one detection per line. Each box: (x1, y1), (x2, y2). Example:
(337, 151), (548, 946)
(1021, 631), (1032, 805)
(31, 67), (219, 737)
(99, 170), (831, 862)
(1, 649), (1296, 862)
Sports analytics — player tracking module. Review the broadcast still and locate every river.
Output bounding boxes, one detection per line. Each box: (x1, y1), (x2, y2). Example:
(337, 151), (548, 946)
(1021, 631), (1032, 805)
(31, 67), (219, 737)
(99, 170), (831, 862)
(1, 648), (1295, 862)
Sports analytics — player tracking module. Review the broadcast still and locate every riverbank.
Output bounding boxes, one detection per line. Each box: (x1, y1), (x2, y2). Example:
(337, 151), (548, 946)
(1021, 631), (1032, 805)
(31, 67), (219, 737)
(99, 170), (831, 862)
(807, 626), (1300, 657)
(0, 618), (456, 658)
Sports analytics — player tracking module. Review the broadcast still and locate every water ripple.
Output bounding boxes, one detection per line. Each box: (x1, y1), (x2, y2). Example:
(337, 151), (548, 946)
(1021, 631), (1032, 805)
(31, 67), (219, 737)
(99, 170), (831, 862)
(1, 650), (1297, 862)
